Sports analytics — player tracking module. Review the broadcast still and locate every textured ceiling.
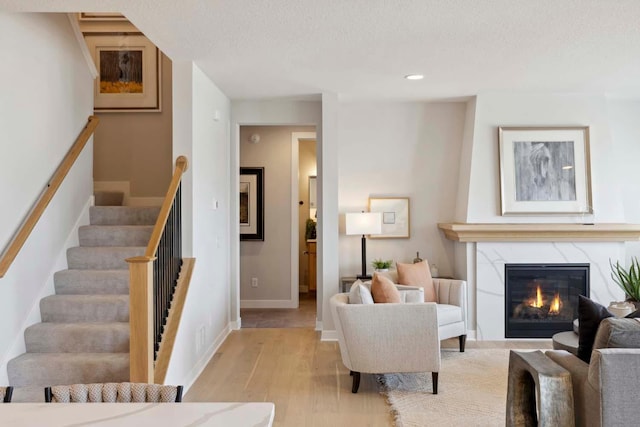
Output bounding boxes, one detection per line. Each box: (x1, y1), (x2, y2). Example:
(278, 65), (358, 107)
(4, 0), (640, 101)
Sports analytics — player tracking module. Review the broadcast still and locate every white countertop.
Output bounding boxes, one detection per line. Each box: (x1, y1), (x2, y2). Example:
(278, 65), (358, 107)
(0, 402), (275, 427)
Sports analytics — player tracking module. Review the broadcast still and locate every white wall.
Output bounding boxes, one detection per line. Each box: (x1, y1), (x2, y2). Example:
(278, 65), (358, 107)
(239, 126), (314, 306)
(165, 62), (231, 389)
(230, 100), (322, 324)
(464, 93), (624, 223)
(337, 102), (467, 279)
(606, 98), (640, 260)
(0, 12), (94, 382)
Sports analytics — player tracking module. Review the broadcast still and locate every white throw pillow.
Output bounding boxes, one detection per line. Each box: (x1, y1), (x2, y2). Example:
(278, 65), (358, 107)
(348, 280), (374, 304)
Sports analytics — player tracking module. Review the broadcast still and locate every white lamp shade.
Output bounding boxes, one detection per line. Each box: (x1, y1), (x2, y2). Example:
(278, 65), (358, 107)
(345, 212), (382, 235)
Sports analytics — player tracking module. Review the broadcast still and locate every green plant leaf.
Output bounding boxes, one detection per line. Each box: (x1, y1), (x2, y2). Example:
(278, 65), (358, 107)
(610, 257), (640, 300)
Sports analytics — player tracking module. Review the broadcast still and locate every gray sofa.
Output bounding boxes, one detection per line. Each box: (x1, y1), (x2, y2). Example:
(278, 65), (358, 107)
(507, 317), (640, 427)
(546, 318), (640, 427)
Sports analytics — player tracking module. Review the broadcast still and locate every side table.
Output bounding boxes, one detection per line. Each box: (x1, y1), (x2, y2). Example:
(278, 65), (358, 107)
(340, 276), (358, 293)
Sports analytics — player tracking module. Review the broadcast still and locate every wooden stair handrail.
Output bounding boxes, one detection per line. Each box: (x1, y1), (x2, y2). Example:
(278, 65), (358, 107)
(0, 116), (100, 278)
(145, 156), (188, 258)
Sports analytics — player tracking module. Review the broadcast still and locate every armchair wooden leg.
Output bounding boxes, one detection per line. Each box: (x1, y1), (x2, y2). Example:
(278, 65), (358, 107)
(351, 371), (361, 393)
(432, 372), (438, 394)
(350, 370), (354, 376)
(459, 334), (467, 352)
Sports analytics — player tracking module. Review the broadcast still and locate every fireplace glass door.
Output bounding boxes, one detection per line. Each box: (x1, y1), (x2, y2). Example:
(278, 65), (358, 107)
(505, 264), (589, 338)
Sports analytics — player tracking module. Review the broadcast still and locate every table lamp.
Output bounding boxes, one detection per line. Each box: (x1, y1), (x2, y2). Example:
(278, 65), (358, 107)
(346, 212), (382, 280)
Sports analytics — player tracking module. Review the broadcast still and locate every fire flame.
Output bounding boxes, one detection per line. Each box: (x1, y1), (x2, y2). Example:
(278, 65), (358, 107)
(549, 292), (562, 314)
(530, 285), (544, 308)
(527, 285), (563, 315)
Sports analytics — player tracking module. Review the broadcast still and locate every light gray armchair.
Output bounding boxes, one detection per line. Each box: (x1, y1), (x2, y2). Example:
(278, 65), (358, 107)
(394, 276), (468, 351)
(330, 291), (441, 393)
(433, 278), (468, 351)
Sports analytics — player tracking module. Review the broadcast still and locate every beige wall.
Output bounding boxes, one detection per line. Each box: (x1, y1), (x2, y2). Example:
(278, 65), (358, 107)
(298, 140), (317, 291)
(240, 125), (315, 303)
(93, 53), (173, 197)
(81, 17), (172, 198)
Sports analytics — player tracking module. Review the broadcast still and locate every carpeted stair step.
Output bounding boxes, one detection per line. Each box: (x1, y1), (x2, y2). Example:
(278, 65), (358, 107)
(7, 353), (129, 387)
(54, 270), (129, 295)
(40, 295), (129, 323)
(79, 225), (153, 247)
(94, 191), (124, 207)
(67, 246), (145, 270)
(25, 323), (129, 353)
(90, 206), (160, 226)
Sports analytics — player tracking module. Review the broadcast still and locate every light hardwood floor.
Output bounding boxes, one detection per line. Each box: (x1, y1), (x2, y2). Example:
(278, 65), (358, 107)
(185, 327), (551, 426)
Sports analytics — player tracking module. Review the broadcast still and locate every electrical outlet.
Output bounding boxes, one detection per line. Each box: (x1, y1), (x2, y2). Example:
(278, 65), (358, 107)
(251, 277), (258, 288)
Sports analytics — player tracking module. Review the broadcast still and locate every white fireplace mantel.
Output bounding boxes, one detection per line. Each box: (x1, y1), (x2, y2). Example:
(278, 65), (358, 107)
(438, 223), (633, 340)
(438, 223), (640, 242)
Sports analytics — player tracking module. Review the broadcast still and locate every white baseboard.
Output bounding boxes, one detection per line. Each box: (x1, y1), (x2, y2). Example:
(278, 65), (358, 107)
(240, 299), (297, 309)
(320, 330), (338, 341)
(467, 330), (477, 340)
(182, 323), (231, 393)
(315, 320), (322, 331)
(230, 319), (241, 330)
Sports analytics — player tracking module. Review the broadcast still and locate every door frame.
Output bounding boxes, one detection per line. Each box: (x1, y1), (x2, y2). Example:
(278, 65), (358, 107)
(291, 132), (317, 307)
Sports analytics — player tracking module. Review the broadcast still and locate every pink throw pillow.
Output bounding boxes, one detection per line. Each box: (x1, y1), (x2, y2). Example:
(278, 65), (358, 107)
(371, 273), (401, 303)
(397, 260), (437, 302)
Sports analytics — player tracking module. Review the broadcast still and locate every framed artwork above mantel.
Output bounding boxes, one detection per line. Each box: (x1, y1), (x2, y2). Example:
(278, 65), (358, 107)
(498, 126), (592, 215)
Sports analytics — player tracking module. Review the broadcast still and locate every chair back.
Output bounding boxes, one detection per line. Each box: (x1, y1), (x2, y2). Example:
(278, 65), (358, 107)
(330, 293), (440, 374)
(44, 382), (183, 403)
(1, 386), (13, 403)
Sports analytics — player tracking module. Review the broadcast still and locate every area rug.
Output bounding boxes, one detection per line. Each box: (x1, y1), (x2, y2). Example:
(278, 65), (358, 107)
(377, 348), (527, 427)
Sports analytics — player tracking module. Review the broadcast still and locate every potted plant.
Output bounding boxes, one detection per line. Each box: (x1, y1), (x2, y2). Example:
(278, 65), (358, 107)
(372, 259), (393, 272)
(305, 218), (317, 240)
(610, 257), (640, 308)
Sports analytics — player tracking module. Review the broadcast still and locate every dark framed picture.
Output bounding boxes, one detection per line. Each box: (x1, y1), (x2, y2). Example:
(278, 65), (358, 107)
(498, 126), (592, 215)
(240, 167), (264, 241)
(83, 33), (161, 112)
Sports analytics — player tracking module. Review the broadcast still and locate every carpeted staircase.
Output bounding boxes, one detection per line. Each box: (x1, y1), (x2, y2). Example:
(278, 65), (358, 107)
(7, 194), (159, 402)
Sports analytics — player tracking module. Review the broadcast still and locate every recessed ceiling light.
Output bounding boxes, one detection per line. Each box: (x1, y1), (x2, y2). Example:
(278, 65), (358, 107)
(405, 74), (424, 80)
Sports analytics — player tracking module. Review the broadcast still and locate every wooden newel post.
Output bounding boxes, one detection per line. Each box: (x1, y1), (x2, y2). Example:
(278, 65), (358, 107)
(127, 255), (157, 383)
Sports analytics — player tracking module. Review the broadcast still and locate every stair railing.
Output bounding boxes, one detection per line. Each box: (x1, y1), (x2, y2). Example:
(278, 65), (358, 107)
(127, 155), (188, 383)
(0, 116), (100, 278)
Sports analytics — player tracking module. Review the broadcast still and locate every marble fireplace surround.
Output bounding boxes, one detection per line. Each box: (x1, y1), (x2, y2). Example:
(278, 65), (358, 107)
(438, 223), (640, 340)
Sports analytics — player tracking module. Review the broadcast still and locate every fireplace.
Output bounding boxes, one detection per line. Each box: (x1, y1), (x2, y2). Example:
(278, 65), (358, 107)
(505, 264), (589, 338)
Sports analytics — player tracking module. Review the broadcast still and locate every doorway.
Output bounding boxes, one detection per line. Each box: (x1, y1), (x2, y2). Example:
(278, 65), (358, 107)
(238, 126), (317, 328)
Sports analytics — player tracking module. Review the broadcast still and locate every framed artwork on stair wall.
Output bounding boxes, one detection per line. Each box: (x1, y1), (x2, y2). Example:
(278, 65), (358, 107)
(83, 33), (161, 112)
(240, 167), (265, 241)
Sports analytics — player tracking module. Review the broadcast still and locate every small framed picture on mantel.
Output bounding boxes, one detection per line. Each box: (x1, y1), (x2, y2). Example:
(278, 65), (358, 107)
(498, 126), (592, 215)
